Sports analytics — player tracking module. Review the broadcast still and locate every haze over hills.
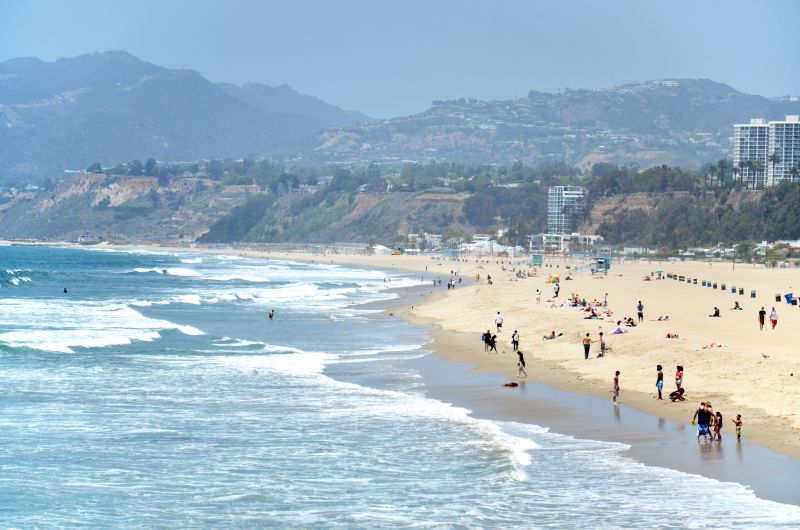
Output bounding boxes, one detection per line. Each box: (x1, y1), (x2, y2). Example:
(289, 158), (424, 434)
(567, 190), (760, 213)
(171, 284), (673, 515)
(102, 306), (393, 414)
(1, 51), (798, 180)
(312, 79), (800, 168)
(218, 82), (372, 127)
(0, 51), (359, 177)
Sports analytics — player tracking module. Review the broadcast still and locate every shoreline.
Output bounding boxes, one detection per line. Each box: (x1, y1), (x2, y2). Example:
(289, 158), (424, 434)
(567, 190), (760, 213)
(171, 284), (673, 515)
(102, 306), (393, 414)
(20, 241), (800, 462)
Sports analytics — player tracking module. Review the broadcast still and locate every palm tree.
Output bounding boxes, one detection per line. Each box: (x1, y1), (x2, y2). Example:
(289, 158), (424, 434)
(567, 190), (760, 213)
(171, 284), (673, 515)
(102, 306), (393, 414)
(707, 164), (717, 188)
(792, 163), (800, 183)
(768, 152), (781, 184)
(717, 159), (729, 187)
(738, 160), (747, 186)
(732, 165), (739, 186)
(752, 160), (765, 188)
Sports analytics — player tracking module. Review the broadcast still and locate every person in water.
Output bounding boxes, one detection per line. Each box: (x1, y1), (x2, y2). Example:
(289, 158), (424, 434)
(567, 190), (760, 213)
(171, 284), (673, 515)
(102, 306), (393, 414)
(268, 309), (275, 320)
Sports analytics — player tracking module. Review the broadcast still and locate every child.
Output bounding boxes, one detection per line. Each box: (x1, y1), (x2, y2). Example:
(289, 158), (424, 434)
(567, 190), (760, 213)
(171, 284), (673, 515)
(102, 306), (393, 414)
(669, 388), (685, 401)
(656, 364), (664, 400)
(598, 332), (606, 357)
(734, 414), (743, 441)
(713, 411), (723, 441)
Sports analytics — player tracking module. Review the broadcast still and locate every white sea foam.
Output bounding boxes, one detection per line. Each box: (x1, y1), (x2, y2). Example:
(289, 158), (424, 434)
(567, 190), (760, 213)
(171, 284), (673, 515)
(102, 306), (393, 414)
(131, 267), (201, 277)
(0, 300), (203, 353)
(179, 258), (202, 264)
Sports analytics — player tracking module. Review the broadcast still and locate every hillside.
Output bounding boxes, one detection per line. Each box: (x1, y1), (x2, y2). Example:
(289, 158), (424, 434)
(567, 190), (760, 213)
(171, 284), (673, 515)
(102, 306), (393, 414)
(0, 172), (255, 242)
(219, 82), (371, 127)
(0, 52), (356, 177)
(311, 79), (800, 168)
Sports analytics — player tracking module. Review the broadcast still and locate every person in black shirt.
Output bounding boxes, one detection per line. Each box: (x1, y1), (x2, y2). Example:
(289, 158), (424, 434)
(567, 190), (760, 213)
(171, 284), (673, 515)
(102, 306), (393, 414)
(692, 402), (712, 440)
(758, 307), (766, 330)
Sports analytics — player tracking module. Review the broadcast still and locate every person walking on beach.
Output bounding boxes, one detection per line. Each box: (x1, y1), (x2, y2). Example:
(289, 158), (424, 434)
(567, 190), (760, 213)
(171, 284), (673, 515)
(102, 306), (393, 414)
(482, 330), (491, 352)
(735, 415), (744, 440)
(656, 364), (664, 400)
(517, 350), (527, 378)
(675, 365), (683, 390)
(758, 306), (766, 330)
(637, 301), (644, 323)
(770, 307), (778, 329)
(511, 330), (519, 351)
(554, 282), (560, 298)
(489, 334), (498, 353)
(495, 311), (504, 332)
(582, 333), (593, 360)
(612, 370), (620, 404)
(598, 331), (606, 357)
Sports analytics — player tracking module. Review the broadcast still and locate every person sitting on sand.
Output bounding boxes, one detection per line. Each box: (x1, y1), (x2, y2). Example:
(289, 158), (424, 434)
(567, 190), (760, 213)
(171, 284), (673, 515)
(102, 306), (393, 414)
(657, 315), (669, 321)
(709, 307), (720, 317)
(669, 388), (686, 401)
(543, 331), (562, 340)
(613, 327), (628, 334)
(731, 301), (742, 311)
(665, 332), (680, 339)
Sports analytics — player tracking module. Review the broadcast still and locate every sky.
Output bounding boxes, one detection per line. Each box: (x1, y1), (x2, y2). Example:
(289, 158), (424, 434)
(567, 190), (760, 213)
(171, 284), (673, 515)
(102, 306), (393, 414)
(1, 0), (798, 118)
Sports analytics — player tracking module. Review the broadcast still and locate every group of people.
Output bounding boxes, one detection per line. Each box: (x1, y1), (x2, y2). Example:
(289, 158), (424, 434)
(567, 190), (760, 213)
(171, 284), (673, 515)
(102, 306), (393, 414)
(757, 306), (779, 330)
(691, 401), (742, 442)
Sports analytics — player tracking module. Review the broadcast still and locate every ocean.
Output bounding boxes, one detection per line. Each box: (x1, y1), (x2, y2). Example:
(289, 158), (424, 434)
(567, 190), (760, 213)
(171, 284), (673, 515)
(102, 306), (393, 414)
(1, 245), (799, 528)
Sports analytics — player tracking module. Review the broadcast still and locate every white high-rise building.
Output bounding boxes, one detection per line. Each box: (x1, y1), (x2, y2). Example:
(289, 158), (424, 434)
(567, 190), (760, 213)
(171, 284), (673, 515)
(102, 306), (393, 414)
(767, 115), (800, 185)
(547, 186), (586, 234)
(733, 119), (768, 188)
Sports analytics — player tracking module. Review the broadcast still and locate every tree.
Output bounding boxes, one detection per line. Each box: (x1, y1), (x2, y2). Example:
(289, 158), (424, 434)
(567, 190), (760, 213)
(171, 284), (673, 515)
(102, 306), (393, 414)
(717, 159), (729, 187)
(768, 152), (781, 183)
(128, 159), (144, 176)
(206, 159), (224, 180)
(86, 162), (103, 173)
(144, 158), (158, 176)
(707, 164), (717, 188)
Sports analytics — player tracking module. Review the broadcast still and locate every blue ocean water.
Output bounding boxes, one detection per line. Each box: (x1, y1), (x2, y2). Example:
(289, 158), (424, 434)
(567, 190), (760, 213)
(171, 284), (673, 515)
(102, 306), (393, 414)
(1, 245), (799, 528)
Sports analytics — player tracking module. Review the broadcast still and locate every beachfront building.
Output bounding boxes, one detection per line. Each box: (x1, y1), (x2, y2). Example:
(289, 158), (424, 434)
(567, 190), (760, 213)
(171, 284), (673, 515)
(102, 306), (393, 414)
(767, 115), (800, 185)
(530, 232), (603, 253)
(547, 186), (587, 234)
(733, 119), (769, 188)
(733, 116), (800, 187)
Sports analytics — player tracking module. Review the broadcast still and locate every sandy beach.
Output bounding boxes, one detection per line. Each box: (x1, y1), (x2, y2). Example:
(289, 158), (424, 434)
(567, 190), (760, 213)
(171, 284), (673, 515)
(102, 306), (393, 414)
(16, 241), (799, 459)
(169, 246), (800, 459)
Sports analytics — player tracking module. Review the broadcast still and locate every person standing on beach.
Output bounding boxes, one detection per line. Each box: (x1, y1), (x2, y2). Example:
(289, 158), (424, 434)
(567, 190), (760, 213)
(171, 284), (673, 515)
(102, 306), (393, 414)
(656, 365), (664, 400)
(511, 330), (519, 351)
(612, 371), (620, 404)
(495, 312), (504, 332)
(604, 293), (608, 307)
(482, 330), (491, 352)
(598, 332), (606, 357)
(582, 333), (593, 360)
(770, 307), (778, 329)
(517, 350), (527, 378)
(758, 306), (766, 330)
(734, 414), (743, 440)
(637, 301), (644, 323)
(692, 402), (711, 441)
(535, 289), (541, 304)
(675, 365), (683, 390)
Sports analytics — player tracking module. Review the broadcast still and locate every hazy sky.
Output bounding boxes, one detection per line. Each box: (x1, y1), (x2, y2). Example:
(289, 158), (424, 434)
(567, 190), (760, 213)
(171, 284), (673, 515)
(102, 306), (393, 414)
(2, 0), (798, 117)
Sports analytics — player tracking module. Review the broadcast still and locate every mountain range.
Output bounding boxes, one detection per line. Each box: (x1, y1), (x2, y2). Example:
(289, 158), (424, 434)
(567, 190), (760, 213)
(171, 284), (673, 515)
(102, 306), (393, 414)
(312, 79), (800, 168)
(1, 51), (798, 178)
(0, 51), (369, 177)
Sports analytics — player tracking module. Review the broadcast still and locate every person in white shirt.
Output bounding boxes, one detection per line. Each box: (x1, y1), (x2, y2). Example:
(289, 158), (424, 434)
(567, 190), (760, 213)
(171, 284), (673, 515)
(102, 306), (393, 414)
(495, 311), (504, 332)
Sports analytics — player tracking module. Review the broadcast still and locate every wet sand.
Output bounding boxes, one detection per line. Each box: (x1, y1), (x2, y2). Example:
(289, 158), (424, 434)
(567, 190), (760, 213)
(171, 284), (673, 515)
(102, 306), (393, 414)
(411, 350), (800, 506)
